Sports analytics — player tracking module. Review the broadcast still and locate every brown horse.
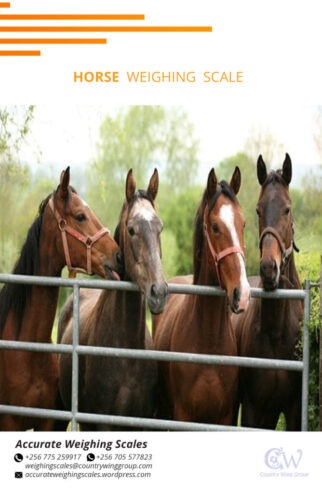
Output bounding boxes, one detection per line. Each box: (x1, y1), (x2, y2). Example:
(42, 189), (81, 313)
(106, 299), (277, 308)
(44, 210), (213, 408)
(153, 167), (250, 425)
(58, 169), (168, 430)
(0, 167), (120, 431)
(234, 154), (303, 430)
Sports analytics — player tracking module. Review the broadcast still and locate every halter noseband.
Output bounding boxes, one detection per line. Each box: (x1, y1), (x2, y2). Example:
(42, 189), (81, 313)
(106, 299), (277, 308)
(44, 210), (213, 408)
(203, 206), (245, 289)
(48, 197), (110, 277)
(259, 226), (294, 269)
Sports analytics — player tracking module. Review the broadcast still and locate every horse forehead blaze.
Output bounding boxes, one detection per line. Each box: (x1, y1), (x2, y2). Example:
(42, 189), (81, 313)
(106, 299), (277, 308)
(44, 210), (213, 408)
(218, 203), (242, 244)
(130, 198), (156, 222)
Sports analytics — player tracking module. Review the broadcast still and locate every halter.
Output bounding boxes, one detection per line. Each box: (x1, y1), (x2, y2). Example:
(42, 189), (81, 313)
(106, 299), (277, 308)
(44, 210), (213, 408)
(203, 206), (245, 289)
(48, 197), (110, 278)
(259, 226), (294, 270)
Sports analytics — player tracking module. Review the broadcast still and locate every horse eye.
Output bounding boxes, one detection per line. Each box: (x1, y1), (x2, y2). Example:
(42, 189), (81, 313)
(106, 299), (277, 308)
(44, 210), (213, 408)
(212, 223), (220, 234)
(284, 207), (290, 215)
(76, 213), (86, 222)
(128, 226), (135, 237)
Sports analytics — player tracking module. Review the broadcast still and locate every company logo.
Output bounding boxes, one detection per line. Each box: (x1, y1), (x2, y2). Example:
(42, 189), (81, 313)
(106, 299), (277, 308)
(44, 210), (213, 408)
(264, 447), (303, 470)
(259, 447), (309, 479)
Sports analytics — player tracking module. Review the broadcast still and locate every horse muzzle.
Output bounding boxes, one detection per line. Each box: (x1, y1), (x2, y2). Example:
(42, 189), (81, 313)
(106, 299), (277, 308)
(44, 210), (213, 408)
(228, 282), (250, 314)
(147, 281), (169, 315)
(260, 258), (280, 291)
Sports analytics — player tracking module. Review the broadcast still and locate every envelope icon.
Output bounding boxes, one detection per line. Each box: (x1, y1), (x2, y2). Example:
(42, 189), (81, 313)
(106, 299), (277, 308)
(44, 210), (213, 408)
(15, 472), (23, 479)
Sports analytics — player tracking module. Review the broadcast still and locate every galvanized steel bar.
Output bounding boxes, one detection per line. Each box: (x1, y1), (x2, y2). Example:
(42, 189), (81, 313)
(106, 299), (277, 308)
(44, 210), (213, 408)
(0, 272), (312, 431)
(0, 403), (265, 431)
(71, 284), (80, 432)
(0, 339), (304, 371)
(0, 273), (306, 299)
(301, 280), (311, 431)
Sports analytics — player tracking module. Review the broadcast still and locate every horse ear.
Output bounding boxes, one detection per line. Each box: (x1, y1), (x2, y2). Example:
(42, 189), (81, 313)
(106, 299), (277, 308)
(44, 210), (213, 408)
(206, 168), (218, 201)
(126, 169), (136, 203)
(257, 155), (267, 185)
(282, 153), (292, 185)
(147, 168), (159, 201)
(60, 166), (70, 197)
(230, 166), (241, 195)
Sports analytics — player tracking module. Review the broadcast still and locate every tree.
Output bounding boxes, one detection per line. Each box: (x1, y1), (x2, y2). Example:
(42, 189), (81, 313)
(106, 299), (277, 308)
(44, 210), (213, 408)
(0, 106), (35, 272)
(244, 126), (283, 165)
(87, 106), (199, 230)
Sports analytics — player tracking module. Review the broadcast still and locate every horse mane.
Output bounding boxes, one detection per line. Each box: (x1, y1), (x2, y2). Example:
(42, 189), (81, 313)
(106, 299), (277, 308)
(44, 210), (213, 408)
(0, 185), (76, 338)
(193, 180), (236, 283)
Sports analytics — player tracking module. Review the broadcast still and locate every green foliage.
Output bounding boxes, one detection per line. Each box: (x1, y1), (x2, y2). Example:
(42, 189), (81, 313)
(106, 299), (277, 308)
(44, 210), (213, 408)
(87, 106), (199, 232)
(0, 106), (35, 271)
(296, 252), (320, 430)
(160, 185), (202, 276)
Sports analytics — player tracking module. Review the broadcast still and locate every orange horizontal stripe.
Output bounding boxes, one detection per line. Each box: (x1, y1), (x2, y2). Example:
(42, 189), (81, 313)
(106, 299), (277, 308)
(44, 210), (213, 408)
(0, 25), (213, 33)
(0, 2), (11, 7)
(0, 38), (107, 44)
(0, 50), (40, 56)
(0, 14), (145, 20)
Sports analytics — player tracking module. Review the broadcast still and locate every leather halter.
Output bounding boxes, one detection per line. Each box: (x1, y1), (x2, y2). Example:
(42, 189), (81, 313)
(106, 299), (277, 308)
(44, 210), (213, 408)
(203, 207), (245, 289)
(259, 226), (294, 269)
(48, 197), (110, 277)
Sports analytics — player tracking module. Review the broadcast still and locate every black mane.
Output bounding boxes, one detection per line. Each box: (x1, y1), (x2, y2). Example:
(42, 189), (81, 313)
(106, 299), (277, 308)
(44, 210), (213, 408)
(193, 180), (236, 283)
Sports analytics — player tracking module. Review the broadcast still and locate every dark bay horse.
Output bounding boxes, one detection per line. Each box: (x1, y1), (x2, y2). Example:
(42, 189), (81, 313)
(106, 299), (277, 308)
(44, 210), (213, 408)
(153, 167), (250, 425)
(0, 167), (120, 431)
(234, 154), (303, 430)
(58, 169), (168, 430)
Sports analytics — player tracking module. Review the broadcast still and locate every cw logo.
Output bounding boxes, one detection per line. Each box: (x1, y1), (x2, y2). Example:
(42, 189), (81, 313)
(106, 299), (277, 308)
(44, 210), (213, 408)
(264, 448), (303, 470)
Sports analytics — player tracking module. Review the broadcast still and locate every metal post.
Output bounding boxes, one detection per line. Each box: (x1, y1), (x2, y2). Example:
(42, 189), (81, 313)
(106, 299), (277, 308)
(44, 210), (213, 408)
(71, 284), (80, 431)
(301, 279), (310, 431)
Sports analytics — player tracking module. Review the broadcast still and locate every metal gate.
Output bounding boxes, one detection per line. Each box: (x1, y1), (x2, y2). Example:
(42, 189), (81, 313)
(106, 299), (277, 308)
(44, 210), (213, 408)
(0, 273), (312, 431)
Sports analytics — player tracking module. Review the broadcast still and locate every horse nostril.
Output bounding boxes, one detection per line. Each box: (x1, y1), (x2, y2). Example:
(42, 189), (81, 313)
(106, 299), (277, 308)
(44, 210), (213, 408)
(233, 288), (240, 309)
(150, 282), (168, 300)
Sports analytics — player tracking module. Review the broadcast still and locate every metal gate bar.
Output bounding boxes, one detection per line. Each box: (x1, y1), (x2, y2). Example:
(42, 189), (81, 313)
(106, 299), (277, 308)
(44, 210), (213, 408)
(0, 273), (311, 431)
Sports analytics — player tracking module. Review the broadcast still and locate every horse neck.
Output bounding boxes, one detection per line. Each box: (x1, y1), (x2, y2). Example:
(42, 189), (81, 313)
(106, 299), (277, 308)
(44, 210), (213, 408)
(192, 253), (232, 350)
(260, 253), (302, 339)
(7, 230), (62, 343)
(97, 278), (146, 350)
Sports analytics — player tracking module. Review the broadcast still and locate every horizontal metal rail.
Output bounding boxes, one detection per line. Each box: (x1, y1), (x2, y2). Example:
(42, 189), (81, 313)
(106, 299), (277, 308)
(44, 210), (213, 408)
(0, 273), (310, 431)
(0, 273), (306, 299)
(0, 340), (304, 372)
(0, 403), (266, 432)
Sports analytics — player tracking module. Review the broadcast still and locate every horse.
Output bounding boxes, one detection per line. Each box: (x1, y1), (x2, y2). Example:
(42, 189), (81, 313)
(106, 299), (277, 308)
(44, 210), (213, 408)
(58, 168), (168, 431)
(0, 167), (120, 431)
(234, 154), (303, 430)
(153, 167), (250, 425)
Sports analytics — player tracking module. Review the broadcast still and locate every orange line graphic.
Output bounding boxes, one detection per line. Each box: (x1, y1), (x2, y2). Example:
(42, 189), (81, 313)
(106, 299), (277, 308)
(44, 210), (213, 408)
(0, 14), (145, 20)
(0, 3), (10, 7)
(0, 50), (40, 56)
(0, 38), (107, 44)
(0, 26), (212, 33)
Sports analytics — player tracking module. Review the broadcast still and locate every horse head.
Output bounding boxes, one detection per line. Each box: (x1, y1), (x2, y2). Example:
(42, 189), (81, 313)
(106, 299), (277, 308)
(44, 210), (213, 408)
(116, 168), (168, 314)
(43, 166), (121, 279)
(256, 153), (296, 290)
(199, 167), (250, 314)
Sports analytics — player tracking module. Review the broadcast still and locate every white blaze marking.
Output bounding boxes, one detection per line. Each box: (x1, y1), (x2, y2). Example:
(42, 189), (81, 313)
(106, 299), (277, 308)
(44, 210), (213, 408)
(219, 204), (249, 299)
(131, 198), (155, 221)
